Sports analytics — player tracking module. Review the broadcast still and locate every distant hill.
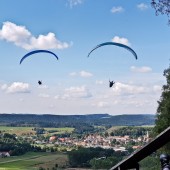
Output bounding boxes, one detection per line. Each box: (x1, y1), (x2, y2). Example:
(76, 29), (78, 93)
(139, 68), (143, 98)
(0, 113), (155, 127)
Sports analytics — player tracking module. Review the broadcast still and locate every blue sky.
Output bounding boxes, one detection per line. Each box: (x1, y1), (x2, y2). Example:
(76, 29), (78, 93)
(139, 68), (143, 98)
(0, 0), (169, 115)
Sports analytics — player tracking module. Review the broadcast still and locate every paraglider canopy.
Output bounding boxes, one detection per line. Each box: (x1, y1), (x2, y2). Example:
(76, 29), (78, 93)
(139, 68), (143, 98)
(87, 42), (138, 60)
(19, 50), (59, 64)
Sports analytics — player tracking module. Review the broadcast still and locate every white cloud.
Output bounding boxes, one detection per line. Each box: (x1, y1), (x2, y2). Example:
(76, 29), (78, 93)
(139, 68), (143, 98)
(0, 21), (70, 50)
(137, 3), (148, 10)
(55, 86), (92, 100)
(130, 66), (152, 73)
(64, 86), (92, 99)
(153, 85), (162, 92)
(112, 82), (147, 95)
(69, 72), (77, 76)
(111, 6), (124, 13)
(80, 71), (93, 77)
(6, 82), (30, 93)
(54, 95), (60, 99)
(19, 98), (24, 102)
(37, 85), (48, 89)
(96, 80), (104, 85)
(67, 0), (83, 8)
(111, 36), (131, 46)
(111, 82), (162, 97)
(93, 101), (109, 108)
(39, 93), (50, 98)
(1, 84), (7, 90)
(69, 70), (93, 77)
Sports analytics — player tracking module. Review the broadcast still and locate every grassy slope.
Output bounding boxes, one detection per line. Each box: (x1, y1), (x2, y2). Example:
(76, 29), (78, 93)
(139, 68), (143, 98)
(0, 152), (68, 170)
(0, 126), (74, 136)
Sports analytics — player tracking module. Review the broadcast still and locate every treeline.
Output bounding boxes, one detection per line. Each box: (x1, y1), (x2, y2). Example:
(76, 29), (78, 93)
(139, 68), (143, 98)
(0, 114), (155, 128)
(68, 147), (126, 169)
(110, 126), (153, 137)
(0, 133), (42, 156)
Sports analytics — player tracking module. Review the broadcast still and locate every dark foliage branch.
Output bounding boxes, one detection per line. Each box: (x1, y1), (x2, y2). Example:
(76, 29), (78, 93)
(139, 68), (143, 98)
(151, 0), (170, 24)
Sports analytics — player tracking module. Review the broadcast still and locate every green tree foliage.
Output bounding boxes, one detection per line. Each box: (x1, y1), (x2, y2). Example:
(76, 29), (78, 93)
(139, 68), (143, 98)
(153, 64), (170, 152)
(3, 133), (16, 140)
(0, 114), (155, 128)
(139, 155), (160, 170)
(0, 133), (42, 155)
(154, 65), (170, 135)
(110, 126), (152, 138)
(90, 156), (121, 169)
(33, 127), (45, 134)
(68, 147), (126, 168)
(151, 0), (170, 24)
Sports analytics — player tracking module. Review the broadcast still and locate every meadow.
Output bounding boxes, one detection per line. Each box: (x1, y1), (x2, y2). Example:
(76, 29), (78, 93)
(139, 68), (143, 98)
(0, 152), (68, 170)
(0, 126), (74, 136)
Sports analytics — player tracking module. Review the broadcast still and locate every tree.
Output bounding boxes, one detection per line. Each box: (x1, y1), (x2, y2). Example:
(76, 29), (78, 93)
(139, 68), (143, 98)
(139, 155), (160, 170)
(154, 64), (170, 136)
(151, 0), (170, 24)
(90, 156), (121, 169)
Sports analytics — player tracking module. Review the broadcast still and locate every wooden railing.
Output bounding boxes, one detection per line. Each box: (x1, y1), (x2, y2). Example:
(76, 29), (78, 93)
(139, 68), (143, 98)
(110, 126), (170, 170)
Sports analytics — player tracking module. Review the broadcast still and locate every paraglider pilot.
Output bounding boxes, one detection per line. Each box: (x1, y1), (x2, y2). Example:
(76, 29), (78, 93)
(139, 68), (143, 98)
(160, 154), (170, 170)
(109, 80), (115, 88)
(38, 80), (42, 85)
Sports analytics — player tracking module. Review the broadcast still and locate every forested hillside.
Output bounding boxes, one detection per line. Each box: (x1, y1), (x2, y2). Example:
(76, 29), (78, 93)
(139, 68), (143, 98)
(0, 113), (155, 127)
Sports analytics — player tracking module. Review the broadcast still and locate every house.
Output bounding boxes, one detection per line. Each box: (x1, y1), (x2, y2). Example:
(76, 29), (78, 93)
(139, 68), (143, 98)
(113, 147), (127, 152)
(0, 152), (10, 158)
(49, 136), (57, 142)
(132, 145), (142, 150)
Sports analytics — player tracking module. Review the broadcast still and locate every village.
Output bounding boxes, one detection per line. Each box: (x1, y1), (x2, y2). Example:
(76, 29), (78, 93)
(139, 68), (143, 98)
(33, 130), (151, 153)
(0, 129), (153, 170)
(0, 125), (152, 159)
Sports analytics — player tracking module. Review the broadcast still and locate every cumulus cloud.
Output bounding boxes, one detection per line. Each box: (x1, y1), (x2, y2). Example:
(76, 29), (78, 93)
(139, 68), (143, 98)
(54, 95), (60, 100)
(55, 86), (92, 100)
(39, 93), (50, 98)
(69, 72), (77, 76)
(1, 84), (7, 90)
(0, 21), (70, 50)
(19, 98), (24, 102)
(153, 85), (162, 92)
(37, 85), (49, 89)
(111, 82), (162, 97)
(111, 36), (131, 46)
(111, 6), (124, 13)
(137, 3), (148, 10)
(92, 101), (109, 108)
(69, 70), (93, 77)
(112, 82), (147, 95)
(80, 71), (93, 77)
(130, 66), (152, 73)
(67, 0), (83, 8)
(5, 82), (30, 93)
(96, 80), (104, 85)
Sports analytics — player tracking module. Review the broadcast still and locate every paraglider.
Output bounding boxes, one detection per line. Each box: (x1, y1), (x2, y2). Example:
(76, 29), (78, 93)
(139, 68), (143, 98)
(109, 80), (115, 88)
(19, 50), (59, 64)
(87, 42), (137, 88)
(87, 42), (138, 60)
(38, 80), (42, 85)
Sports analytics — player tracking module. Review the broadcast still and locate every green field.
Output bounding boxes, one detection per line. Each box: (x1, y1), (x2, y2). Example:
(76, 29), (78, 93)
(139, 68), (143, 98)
(0, 152), (68, 170)
(45, 127), (74, 136)
(0, 126), (74, 136)
(107, 125), (154, 134)
(107, 126), (125, 134)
